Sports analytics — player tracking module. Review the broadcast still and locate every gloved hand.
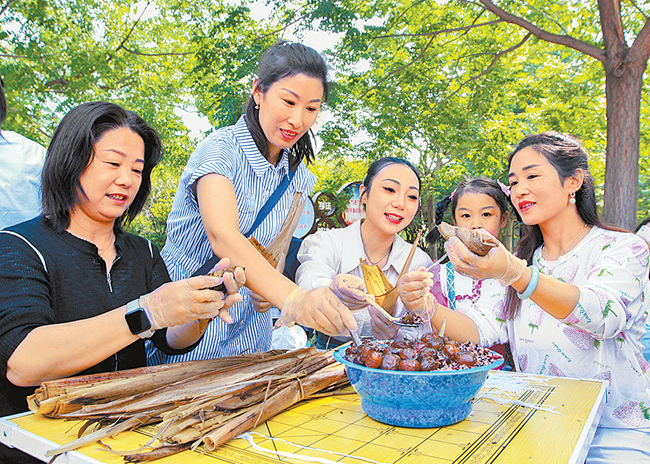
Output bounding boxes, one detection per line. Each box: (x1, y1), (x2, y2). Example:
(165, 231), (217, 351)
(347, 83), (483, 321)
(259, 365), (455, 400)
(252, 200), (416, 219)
(278, 286), (357, 337)
(140, 258), (244, 328)
(398, 267), (434, 316)
(445, 231), (526, 286)
(329, 274), (369, 311)
(367, 297), (399, 340)
(247, 288), (272, 313)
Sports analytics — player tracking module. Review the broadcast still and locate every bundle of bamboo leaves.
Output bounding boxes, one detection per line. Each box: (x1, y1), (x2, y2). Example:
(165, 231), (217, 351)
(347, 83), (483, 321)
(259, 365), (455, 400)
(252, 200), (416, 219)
(28, 348), (348, 462)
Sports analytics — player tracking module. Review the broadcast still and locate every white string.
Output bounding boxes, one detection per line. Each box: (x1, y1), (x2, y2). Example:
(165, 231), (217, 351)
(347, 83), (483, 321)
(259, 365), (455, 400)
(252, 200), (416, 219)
(234, 432), (390, 464)
(475, 372), (563, 415)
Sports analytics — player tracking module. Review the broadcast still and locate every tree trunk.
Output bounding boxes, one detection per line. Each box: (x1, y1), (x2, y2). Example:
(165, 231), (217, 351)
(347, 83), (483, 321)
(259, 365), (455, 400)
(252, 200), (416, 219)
(601, 55), (644, 230)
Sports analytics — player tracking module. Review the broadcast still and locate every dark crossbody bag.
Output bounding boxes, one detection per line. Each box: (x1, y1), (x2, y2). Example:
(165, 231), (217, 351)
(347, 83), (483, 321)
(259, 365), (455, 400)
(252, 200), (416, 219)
(192, 168), (298, 277)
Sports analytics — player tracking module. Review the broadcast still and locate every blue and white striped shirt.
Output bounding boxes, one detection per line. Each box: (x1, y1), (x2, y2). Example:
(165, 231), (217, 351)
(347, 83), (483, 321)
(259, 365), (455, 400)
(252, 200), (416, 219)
(149, 115), (316, 363)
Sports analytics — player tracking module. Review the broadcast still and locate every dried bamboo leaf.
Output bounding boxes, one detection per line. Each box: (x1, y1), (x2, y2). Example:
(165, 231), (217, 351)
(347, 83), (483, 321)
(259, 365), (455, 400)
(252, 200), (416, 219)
(49, 349), (320, 419)
(201, 363), (346, 451)
(38, 349), (347, 462)
(123, 443), (192, 463)
(358, 231), (422, 313)
(438, 222), (499, 256)
(29, 351), (284, 413)
(45, 415), (151, 458)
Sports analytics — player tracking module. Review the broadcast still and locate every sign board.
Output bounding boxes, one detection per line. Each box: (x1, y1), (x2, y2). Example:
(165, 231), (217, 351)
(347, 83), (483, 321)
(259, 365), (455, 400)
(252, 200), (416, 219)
(340, 181), (364, 225)
(292, 195), (316, 239)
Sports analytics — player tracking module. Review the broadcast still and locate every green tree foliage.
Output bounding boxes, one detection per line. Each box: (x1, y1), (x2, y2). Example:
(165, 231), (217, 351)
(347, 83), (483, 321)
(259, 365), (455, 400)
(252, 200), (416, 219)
(3, 0), (650, 243)
(0, 0), (281, 246)
(269, 0), (649, 230)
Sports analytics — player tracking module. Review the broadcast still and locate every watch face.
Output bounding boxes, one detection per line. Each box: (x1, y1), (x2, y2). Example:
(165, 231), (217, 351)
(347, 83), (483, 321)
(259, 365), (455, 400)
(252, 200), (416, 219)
(125, 308), (152, 335)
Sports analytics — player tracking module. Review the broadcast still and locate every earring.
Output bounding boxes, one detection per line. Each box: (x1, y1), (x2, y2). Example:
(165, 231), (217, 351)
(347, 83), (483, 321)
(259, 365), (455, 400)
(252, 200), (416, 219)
(569, 191), (576, 204)
(255, 103), (260, 110)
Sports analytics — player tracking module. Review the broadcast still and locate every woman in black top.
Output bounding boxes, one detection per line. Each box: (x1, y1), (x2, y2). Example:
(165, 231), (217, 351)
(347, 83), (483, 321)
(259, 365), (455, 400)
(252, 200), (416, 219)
(0, 102), (243, 463)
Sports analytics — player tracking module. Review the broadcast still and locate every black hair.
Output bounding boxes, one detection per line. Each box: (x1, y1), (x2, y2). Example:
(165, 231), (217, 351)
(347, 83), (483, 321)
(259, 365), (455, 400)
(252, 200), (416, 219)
(244, 40), (329, 169)
(426, 177), (510, 245)
(360, 157), (422, 206)
(41, 101), (162, 234)
(503, 131), (616, 320)
(0, 75), (6, 128)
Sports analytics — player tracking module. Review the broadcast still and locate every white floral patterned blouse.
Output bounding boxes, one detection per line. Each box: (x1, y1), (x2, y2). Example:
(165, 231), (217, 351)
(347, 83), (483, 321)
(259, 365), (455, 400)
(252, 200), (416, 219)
(468, 226), (650, 429)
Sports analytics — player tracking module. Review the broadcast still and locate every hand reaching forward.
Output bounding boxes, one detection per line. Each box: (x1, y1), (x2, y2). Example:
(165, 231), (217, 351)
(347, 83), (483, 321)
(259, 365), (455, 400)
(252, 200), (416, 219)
(279, 287), (358, 337)
(329, 274), (369, 310)
(140, 258), (245, 327)
(445, 231), (526, 286)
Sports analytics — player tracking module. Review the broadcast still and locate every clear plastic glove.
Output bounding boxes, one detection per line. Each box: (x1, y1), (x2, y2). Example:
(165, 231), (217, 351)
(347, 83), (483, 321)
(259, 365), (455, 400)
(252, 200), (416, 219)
(329, 274), (369, 311)
(247, 288), (272, 313)
(445, 232), (526, 286)
(398, 267), (434, 315)
(278, 286), (357, 337)
(367, 298), (399, 340)
(140, 259), (244, 328)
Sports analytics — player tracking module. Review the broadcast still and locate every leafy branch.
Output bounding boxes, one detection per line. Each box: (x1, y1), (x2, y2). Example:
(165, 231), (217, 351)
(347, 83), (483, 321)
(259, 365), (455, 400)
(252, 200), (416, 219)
(440, 32), (532, 105)
(0, 0), (17, 17)
(121, 46), (192, 57)
(112, 1), (153, 59)
(372, 19), (502, 40)
(478, 0), (605, 62)
(359, 35), (435, 99)
(254, 11), (313, 41)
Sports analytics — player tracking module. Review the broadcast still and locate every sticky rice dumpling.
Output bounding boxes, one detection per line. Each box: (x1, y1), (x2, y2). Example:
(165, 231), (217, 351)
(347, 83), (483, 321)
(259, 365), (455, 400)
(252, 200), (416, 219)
(438, 222), (499, 256)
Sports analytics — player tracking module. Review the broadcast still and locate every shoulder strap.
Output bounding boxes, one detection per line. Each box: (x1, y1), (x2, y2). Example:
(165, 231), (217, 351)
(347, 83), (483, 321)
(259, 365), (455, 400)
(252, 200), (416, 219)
(191, 167), (296, 277)
(243, 167), (296, 238)
(0, 230), (48, 272)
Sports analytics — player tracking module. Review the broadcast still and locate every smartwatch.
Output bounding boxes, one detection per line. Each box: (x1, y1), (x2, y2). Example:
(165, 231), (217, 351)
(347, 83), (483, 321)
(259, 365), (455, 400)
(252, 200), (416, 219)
(125, 298), (155, 339)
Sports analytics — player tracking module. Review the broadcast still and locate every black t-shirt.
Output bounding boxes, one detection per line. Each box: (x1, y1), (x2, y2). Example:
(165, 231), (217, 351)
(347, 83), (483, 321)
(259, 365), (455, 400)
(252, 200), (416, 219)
(0, 216), (197, 419)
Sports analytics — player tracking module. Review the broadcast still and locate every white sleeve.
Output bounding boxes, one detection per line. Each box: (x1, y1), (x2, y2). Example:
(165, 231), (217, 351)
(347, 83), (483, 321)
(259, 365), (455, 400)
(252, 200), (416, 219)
(295, 230), (342, 289)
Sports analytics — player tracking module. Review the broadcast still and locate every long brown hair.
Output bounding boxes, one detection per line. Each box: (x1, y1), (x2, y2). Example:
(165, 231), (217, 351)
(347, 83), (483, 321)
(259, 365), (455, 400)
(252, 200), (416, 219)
(503, 132), (617, 320)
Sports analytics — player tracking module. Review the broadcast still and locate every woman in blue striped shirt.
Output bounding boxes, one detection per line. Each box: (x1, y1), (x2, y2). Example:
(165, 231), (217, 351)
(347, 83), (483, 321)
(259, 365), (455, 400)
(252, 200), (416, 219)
(150, 42), (356, 363)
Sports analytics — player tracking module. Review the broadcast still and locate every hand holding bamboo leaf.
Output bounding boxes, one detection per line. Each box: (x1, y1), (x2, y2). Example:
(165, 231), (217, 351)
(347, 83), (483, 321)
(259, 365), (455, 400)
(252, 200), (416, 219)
(140, 257), (244, 329)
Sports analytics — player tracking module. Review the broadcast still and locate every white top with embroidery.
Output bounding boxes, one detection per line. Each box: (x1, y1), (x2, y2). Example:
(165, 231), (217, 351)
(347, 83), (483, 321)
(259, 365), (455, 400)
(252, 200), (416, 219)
(472, 226), (650, 429)
(429, 261), (508, 342)
(296, 219), (433, 340)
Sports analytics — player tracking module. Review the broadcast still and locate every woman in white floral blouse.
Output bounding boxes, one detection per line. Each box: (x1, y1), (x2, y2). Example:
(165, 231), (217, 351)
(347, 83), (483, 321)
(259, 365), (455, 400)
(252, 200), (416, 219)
(399, 132), (650, 463)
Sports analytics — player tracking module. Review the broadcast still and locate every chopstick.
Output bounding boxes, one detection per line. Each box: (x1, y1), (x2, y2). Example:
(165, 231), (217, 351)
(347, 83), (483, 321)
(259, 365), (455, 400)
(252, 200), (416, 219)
(397, 230), (422, 282)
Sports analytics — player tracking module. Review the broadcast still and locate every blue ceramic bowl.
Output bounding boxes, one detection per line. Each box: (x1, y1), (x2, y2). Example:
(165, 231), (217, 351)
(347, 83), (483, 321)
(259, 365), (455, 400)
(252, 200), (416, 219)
(333, 344), (502, 428)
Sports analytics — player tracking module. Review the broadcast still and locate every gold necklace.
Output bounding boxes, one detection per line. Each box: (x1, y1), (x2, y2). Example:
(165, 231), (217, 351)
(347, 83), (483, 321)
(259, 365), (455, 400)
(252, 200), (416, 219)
(360, 227), (392, 266)
(543, 224), (588, 260)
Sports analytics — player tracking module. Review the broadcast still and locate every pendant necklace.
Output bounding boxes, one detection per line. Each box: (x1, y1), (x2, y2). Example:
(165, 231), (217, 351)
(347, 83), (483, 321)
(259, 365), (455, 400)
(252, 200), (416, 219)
(97, 232), (115, 258)
(542, 223), (588, 260)
(360, 227), (392, 266)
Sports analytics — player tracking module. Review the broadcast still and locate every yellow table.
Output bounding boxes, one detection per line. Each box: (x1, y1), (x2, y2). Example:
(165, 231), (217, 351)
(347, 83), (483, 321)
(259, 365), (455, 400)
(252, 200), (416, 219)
(0, 371), (607, 464)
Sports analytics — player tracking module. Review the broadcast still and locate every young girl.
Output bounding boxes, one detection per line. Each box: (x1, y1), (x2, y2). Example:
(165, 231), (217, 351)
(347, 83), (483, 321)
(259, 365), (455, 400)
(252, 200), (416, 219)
(150, 41), (356, 364)
(425, 177), (512, 366)
(400, 132), (650, 463)
(296, 157), (433, 348)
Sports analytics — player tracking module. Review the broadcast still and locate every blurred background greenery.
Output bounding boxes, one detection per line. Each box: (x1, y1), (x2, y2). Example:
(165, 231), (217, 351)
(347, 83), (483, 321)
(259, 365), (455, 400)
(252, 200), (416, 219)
(2, 0), (649, 249)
